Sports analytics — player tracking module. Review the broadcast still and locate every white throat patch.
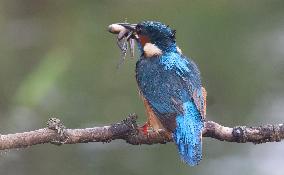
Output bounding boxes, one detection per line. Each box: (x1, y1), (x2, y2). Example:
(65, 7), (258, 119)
(143, 43), (162, 58)
(176, 46), (182, 54)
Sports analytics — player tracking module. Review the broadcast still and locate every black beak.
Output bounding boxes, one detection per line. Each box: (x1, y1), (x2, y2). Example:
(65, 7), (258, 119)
(116, 23), (138, 40)
(118, 23), (137, 31)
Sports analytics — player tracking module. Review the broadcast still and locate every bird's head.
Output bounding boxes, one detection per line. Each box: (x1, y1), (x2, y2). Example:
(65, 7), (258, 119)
(121, 21), (178, 57)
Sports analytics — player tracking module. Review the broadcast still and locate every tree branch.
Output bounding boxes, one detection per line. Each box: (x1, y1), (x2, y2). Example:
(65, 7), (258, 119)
(0, 114), (283, 150)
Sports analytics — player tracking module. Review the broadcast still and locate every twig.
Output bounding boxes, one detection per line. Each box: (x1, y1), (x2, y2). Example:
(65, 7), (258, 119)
(0, 114), (283, 150)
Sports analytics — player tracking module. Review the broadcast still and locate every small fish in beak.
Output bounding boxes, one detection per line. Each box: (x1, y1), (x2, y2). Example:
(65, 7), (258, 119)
(108, 23), (137, 67)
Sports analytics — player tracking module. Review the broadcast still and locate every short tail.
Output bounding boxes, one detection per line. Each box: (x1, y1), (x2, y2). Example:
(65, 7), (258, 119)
(173, 101), (204, 166)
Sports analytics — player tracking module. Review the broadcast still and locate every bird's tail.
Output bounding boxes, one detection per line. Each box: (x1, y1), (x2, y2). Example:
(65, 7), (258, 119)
(173, 101), (204, 166)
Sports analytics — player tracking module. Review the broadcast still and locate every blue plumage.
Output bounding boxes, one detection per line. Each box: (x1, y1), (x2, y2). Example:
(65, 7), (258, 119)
(127, 21), (205, 166)
(136, 51), (204, 166)
(173, 101), (203, 165)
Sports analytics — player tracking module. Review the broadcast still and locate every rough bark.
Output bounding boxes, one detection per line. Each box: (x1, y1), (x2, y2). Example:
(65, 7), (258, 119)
(0, 114), (283, 150)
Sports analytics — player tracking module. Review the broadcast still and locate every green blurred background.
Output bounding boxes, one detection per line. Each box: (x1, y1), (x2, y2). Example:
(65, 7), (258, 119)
(0, 0), (284, 174)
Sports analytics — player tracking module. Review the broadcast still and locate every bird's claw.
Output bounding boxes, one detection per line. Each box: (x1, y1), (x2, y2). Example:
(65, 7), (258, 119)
(138, 122), (153, 136)
(139, 122), (167, 136)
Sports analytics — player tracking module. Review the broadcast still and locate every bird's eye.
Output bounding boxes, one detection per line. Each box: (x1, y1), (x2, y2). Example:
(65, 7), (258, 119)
(136, 24), (142, 34)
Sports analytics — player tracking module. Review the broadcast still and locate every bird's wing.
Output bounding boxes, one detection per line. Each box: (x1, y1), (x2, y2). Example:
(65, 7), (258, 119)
(136, 54), (205, 130)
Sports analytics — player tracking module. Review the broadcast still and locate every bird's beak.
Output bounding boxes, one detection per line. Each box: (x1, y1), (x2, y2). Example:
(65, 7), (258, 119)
(117, 23), (138, 40)
(118, 23), (137, 32)
(108, 23), (138, 40)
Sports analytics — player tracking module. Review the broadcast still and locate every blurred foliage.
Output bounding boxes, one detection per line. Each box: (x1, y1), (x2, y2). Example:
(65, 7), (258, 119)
(0, 0), (284, 175)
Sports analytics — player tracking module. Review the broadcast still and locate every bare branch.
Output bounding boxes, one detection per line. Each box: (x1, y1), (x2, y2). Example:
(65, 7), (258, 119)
(0, 114), (283, 150)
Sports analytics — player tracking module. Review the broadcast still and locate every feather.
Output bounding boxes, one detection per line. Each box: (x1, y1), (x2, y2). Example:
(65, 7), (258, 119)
(134, 21), (205, 166)
(173, 101), (203, 166)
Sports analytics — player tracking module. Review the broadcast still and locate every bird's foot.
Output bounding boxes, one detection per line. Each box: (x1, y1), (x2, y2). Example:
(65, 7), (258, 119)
(139, 123), (170, 137)
(138, 122), (153, 135)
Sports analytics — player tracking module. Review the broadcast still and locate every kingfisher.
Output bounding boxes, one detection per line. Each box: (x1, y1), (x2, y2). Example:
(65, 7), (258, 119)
(113, 21), (207, 166)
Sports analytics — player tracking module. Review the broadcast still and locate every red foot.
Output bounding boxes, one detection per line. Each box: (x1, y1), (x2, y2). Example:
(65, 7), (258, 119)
(139, 122), (150, 135)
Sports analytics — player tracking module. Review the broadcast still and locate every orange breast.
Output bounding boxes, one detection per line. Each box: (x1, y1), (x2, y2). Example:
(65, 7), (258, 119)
(142, 96), (165, 131)
(138, 35), (150, 47)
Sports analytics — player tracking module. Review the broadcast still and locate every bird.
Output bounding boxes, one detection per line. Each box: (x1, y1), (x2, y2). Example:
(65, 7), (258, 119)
(119, 21), (207, 166)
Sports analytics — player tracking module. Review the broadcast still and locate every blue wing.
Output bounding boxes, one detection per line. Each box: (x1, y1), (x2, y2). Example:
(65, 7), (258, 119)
(136, 52), (204, 166)
(136, 52), (202, 125)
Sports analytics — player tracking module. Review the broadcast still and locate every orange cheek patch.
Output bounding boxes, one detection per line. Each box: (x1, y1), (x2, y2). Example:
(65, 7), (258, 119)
(138, 35), (150, 46)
